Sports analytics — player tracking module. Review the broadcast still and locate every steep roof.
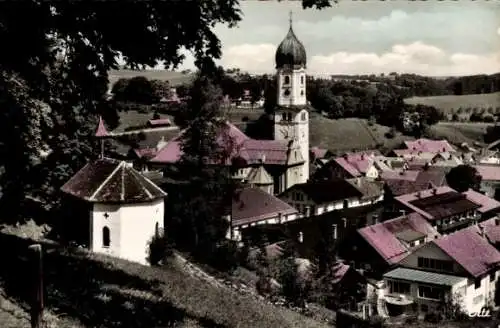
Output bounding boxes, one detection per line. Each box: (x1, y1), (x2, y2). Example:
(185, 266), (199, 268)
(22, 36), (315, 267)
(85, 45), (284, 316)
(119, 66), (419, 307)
(95, 116), (109, 137)
(150, 121), (295, 166)
(358, 213), (440, 265)
(433, 228), (500, 278)
(346, 177), (384, 200)
(283, 179), (362, 204)
(247, 166), (273, 185)
(384, 167), (449, 196)
(61, 158), (167, 203)
(232, 187), (297, 226)
(404, 138), (455, 153)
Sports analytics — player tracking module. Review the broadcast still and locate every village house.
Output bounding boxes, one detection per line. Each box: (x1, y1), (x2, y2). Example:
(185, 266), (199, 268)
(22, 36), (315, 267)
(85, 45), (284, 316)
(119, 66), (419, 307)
(393, 138), (456, 155)
(313, 151), (382, 181)
(467, 216), (500, 250)
(383, 228), (500, 314)
(392, 186), (500, 234)
(348, 213), (440, 279)
(60, 158), (167, 265)
(278, 178), (384, 218)
(229, 187), (299, 242)
(474, 165), (500, 199)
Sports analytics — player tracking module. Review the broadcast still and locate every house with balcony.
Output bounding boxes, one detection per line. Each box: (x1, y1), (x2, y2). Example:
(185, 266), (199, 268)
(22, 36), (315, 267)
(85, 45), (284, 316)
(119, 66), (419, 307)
(346, 213), (440, 279)
(278, 178), (384, 218)
(392, 186), (497, 234)
(383, 228), (500, 314)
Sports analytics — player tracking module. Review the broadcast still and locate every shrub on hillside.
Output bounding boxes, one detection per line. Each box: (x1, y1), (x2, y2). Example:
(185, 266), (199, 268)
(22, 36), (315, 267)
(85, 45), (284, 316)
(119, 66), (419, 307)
(147, 231), (173, 266)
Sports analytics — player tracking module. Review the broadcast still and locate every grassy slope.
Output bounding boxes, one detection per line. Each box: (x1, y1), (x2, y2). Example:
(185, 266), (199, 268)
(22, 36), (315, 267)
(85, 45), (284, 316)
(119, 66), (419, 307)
(0, 232), (329, 328)
(404, 92), (500, 112)
(427, 122), (492, 146)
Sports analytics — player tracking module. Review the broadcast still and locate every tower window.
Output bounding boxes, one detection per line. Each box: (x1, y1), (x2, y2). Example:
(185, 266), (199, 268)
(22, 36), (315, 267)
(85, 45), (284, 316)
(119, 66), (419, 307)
(282, 113), (286, 121)
(287, 112), (292, 121)
(300, 90), (304, 96)
(301, 76), (304, 84)
(301, 112), (306, 121)
(283, 88), (290, 97)
(284, 76), (290, 85)
(102, 226), (110, 248)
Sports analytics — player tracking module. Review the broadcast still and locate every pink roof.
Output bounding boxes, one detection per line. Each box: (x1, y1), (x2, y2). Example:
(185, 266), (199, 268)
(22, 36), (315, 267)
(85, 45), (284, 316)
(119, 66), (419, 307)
(150, 122), (291, 165)
(467, 217), (500, 244)
(404, 138), (455, 153)
(474, 165), (500, 181)
(380, 170), (420, 182)
(332, 261), (351, 283)
(462, 189), (500, 213)
(394, 186), (456, 219)
(311, 147), (328, 159)
(434, 228), (500, 277)
(148, 118), (172, 126)
(333, 152), (378, 177)
(359, 212), (440, 265)
(95, 116), (109, 137)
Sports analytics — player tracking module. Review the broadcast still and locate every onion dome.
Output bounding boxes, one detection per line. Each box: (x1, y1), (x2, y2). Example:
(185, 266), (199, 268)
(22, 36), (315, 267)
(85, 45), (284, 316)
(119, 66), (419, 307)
(275, 12), (307, 69)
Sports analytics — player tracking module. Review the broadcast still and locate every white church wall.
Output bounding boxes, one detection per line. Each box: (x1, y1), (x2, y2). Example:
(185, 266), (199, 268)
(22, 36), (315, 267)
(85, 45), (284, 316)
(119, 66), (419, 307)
(91, 203), (122, 257)
(119, 199), (164, 265)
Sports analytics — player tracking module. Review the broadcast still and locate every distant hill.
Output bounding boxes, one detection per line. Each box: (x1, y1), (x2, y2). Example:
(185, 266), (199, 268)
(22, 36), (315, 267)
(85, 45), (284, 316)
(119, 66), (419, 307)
(404, 92), (500, 112)
(108, 69), (194, 90)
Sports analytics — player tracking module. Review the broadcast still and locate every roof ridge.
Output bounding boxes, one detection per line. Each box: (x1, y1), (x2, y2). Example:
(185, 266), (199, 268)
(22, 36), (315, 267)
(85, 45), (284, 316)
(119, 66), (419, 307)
(89, 161), (124, 201)
(129, 168), (156, 200)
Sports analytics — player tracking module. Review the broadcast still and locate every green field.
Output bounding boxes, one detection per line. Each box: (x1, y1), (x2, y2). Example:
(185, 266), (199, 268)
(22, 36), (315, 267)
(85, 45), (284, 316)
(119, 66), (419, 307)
(404, 92), (500, 112)
(108, 69), (194, 89)
(427, 122), (491, 146)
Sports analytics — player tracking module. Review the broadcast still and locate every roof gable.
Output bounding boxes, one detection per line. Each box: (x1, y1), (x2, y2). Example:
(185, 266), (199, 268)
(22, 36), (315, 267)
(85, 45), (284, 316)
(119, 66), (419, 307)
(282, 179), (362, 204)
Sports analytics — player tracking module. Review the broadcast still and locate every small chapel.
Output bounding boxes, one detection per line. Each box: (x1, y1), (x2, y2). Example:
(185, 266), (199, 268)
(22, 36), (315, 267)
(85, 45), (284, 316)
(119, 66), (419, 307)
(150, 13), (311, 194)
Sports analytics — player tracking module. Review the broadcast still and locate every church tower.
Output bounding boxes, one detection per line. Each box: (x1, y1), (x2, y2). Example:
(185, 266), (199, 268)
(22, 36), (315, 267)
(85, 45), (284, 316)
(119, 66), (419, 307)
(274, 12), (309, 184)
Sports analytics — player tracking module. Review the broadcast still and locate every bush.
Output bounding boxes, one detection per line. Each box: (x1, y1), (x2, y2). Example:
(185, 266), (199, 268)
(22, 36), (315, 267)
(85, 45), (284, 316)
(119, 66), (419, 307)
(147, 232), (173, 266)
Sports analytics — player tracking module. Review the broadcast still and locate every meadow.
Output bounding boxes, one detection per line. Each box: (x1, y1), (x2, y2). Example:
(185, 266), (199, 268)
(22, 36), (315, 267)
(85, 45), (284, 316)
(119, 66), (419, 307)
(108, 69), (194, 89)
(404, 92), (500, 113)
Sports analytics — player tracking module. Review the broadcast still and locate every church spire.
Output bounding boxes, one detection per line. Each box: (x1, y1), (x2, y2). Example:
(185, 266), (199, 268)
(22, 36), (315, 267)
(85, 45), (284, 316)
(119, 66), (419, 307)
(289, 10), (293, 28)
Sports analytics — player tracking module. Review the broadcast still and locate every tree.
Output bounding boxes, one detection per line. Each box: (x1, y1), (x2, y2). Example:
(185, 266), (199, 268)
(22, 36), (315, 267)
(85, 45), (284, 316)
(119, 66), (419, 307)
(0, 1), (248, 222)
(112, 78), (130, 101)
(166, 75), (238, 264)
(276, 241), (310, 308)
(446, 165), (482, 192)
(124, 76), (158, 104)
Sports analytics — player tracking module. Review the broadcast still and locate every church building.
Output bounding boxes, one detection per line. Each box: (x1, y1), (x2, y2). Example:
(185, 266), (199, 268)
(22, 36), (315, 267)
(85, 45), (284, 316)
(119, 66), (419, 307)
(149, 15), (311, 194)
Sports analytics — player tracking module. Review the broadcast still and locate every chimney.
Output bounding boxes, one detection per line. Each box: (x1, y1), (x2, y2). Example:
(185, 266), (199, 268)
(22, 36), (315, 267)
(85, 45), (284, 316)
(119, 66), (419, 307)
(278, 212), (283, 224)
(305, 206), (311, 217)
(356, 177), (361, 186)
(260, 154), (266, 164)
(417, 191), (422, 198)
(432, 188), (438, 195)
(373, 215), (379, 224)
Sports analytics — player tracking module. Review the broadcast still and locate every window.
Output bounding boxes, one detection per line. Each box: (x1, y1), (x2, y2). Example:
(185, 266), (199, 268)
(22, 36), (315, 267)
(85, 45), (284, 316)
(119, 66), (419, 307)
(301, 112), (306, 121)
(332, 224), (338, 240)
(300, 90), (304, 96)
(389, 281), (411, 294)
(283, 89), (290, 97)
(300, 76), (304, 84)
(287, 112), (292, 121)
(102, 226), (110, 248)
(343, 199), (348, 209)
(282, 113), (286, 121)
(284, 76), (290, 84)
(155, 222), (160, 237)
(417, 257), (454, 272)
(490, 272), (496, 282)
(418, 286), (443, 300)
(475, 278), (481, 289)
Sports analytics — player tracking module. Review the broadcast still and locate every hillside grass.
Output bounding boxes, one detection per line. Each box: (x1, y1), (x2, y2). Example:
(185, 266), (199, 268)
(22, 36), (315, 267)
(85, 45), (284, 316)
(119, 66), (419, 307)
(0, 232), (330, 328)
(404, 92), (500, 113)
(108, 69), (194, 89)
(427, 122), (491, 146)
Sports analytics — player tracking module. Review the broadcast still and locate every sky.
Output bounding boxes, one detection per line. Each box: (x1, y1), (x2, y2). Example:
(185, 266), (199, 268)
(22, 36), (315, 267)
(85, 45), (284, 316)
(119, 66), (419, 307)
(174, 1), (500, 77)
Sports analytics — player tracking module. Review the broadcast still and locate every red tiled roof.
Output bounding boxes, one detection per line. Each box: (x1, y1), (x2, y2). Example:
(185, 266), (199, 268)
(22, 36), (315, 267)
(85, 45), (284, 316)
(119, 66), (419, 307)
(384, 167), (449, 196)
(404, 138), (455, 153)
(474, 165), (500, 181)
(95, 116), (109, 137)
(434, 228), (500, 277)
(150, 121), (293, 166)
(232, 187), (298, 226)
(311, 147), (328, 159)
(358, 213), (439, 265)
(467, 217), (500, 244)
(381, 170), (420, 182)
(463, 189), (500, 213)
(61, 158), (167, 203)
